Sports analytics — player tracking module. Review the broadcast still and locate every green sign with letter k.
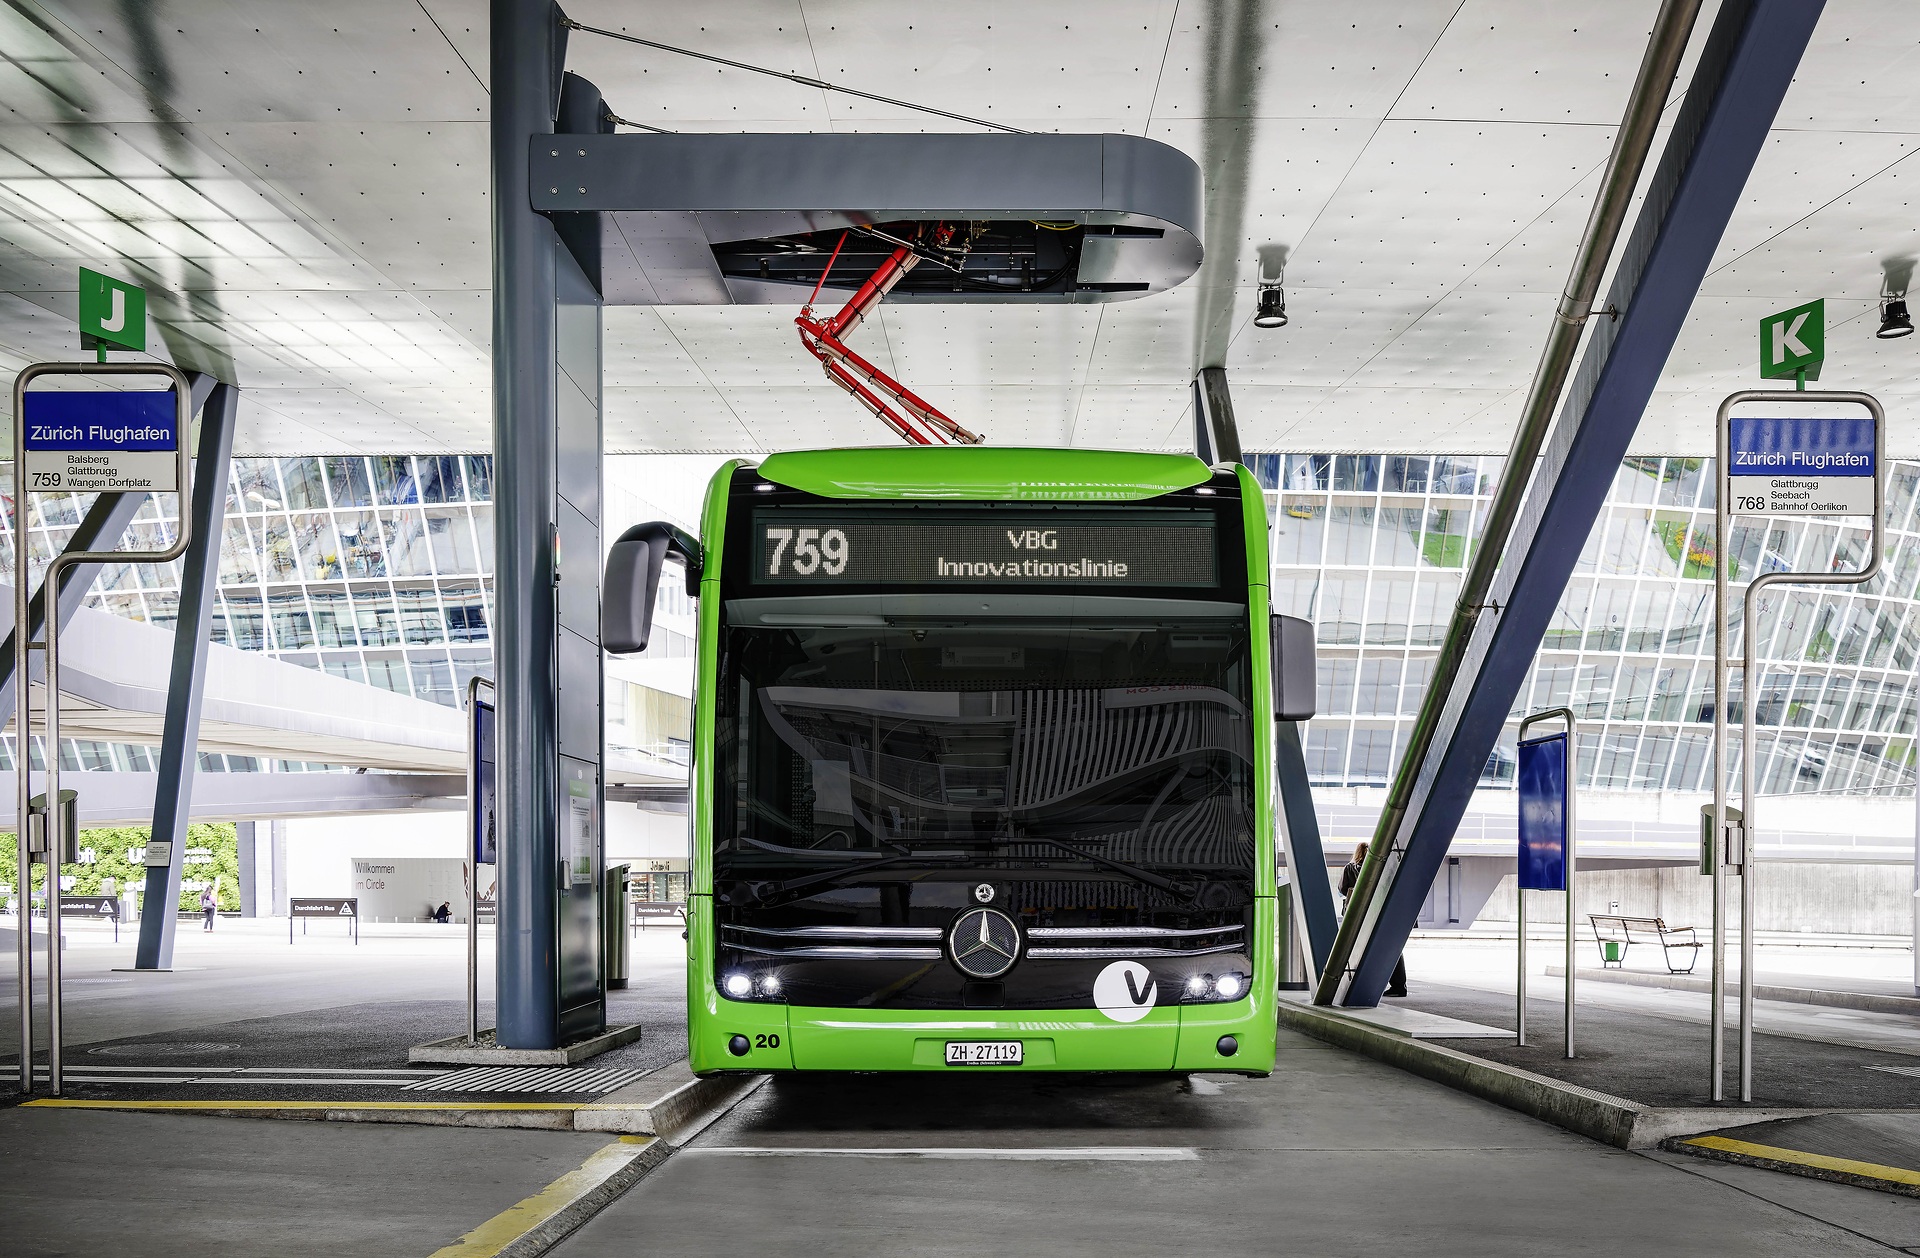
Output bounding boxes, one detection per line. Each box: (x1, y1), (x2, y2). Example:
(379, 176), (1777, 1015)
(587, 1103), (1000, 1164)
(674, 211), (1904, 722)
(79, 267), (146, 355)
(1760, 298), (1822, 385)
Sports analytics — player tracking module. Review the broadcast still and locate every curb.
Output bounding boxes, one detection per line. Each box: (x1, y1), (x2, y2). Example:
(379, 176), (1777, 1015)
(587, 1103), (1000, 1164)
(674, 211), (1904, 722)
(1545, 964), (1920, 1018)
(1277, 999), (1845, 1149)
(1665, 1132), (1920, 1198)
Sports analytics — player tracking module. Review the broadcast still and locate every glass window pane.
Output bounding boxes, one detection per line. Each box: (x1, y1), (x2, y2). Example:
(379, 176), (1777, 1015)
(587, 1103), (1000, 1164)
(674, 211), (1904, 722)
(395, 585), (445, 645)
(352, 588), (401, 647)
(280, 457), (328, 510)
(463, 455), (493, 502)
(382, 509), (434, 577)
(418, 455), (465, 503)
(334, 510), (386, 579)
(424, 507), (479, 576)
(327, 456), (374, 507)
(292, 512), (343, 581)
(372, 456), (419, 505)
(1272, 499), (1325, 565)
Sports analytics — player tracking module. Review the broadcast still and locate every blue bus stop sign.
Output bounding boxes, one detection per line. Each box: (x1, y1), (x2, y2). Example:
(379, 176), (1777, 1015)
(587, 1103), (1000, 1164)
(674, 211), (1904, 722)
(1517, 733), (1568, 892)
(21, 390), (179, 493)
(472, 695), (496, 865)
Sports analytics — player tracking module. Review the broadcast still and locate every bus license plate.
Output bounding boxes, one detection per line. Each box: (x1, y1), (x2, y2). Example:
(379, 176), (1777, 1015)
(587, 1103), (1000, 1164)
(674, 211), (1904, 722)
(945, 1040), (1022, 1066)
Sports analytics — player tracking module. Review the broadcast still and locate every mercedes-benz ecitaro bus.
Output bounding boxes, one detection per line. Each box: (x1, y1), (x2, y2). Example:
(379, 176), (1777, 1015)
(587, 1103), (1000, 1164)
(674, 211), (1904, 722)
(605, 446), (1285, 1075)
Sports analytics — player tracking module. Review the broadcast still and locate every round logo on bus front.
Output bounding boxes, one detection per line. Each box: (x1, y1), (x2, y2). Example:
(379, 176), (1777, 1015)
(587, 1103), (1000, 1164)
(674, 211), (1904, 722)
(947, 908), (1020, 980)
(1094, 961), (1158, 1023)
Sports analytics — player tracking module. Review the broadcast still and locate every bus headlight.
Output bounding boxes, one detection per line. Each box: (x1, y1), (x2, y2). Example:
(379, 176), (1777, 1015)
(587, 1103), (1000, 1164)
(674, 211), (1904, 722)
(756, 972), (783, 997)
(1214, 972), (1245, 1000)
(1184, 973), (1213, 999)
(722, 971), (753, 999)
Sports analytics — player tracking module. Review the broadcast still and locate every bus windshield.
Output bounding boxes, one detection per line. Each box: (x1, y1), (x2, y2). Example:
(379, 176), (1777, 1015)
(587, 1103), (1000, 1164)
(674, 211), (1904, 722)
(714, 613), (1257, 898)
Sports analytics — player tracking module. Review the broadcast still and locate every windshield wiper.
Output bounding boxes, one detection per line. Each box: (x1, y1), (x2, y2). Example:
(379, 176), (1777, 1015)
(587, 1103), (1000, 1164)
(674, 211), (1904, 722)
(727, 849), (974, 905)
(997, 836), (1199, 901)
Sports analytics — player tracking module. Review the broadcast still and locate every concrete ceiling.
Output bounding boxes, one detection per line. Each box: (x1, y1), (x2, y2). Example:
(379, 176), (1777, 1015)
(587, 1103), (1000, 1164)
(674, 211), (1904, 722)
(1, 1), (1918, 457)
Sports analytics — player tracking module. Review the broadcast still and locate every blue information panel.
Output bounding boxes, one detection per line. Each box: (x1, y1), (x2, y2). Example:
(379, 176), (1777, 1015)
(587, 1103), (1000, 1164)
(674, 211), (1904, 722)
(1517, 733), (1568, 893)
(1726, 416), (1875, 516)
(21, 390), (179, 492)
(472, 696), (496, 866)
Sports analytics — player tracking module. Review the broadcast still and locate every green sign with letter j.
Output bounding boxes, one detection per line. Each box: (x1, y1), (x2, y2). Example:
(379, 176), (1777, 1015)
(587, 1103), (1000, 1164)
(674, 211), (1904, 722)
(79, 267), (145, 354)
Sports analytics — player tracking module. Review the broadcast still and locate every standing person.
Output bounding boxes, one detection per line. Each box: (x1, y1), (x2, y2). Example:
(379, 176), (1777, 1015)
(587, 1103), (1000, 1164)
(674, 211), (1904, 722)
(1339, 842), (1408, 997)
(199, 886), (216, 931)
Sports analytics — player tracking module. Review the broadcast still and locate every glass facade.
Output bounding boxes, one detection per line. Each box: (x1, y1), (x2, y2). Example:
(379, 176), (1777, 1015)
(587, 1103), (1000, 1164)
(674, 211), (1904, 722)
(0, 453), (701, 775)
(1260, 454), (1920, 798)
(3, 455), (496, 709)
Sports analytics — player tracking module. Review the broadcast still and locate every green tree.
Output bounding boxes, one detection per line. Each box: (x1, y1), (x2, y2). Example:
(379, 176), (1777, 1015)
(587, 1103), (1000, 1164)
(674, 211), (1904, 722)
(0, 822), (239, 912)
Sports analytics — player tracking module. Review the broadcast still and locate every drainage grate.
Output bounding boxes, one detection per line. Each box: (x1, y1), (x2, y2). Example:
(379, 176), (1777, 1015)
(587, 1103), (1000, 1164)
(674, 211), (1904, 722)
(88, 1042), (235, 1058)
(403, 1065), (652, 1094)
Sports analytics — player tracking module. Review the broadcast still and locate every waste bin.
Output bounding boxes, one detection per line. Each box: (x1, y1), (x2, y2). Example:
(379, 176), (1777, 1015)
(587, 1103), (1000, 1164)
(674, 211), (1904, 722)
(603, 864), (630, 990)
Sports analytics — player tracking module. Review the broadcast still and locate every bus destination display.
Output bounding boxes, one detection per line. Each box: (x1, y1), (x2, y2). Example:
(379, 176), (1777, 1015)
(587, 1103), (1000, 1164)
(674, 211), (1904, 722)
(752, 512), (1217, 587)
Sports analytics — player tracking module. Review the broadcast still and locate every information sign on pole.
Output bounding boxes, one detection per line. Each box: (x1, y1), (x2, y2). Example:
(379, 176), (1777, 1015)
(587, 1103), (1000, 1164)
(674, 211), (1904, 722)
(1714, 390), (1883, 1105)
(1517, 709), (1577, 1059)
(1726, 416), (1874, 517)
(22, 391), (180, 494)
(12, 359), (194, 1099)
(466, 675), (495, 1046)
(1759, 299), (1822, 384)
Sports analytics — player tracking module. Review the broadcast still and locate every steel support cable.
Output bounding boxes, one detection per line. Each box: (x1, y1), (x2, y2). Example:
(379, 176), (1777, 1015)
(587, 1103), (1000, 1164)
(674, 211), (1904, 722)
(1314, 0), (1705, 1005)
(562, 19), (1028, 134)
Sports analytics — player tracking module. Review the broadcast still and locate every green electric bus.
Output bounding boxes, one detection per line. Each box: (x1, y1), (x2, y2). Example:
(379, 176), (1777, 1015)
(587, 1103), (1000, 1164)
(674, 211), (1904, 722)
(603, 445), (1301, 1075)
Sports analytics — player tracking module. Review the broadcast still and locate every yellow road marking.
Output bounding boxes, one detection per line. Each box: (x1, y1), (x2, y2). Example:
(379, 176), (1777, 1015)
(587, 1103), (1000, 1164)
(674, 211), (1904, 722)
(23, 1099), (582, 1113)
(1683, 1134), (1920, 1188)
(429, 1136), (656, 1258)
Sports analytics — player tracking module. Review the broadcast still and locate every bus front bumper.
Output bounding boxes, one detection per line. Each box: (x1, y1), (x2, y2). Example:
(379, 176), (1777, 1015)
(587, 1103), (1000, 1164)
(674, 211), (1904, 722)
(689, 1000), (1275, 1075)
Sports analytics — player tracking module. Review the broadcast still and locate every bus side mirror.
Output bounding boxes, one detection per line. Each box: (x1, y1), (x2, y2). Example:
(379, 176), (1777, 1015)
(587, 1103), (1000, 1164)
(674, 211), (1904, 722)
(603, 522), (702, 655)
(1272, 613), (1316, 722)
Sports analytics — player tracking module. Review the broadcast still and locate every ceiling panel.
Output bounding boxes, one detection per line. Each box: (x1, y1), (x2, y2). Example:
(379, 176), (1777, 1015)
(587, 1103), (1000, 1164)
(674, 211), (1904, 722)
(0, 2), (1915, 459)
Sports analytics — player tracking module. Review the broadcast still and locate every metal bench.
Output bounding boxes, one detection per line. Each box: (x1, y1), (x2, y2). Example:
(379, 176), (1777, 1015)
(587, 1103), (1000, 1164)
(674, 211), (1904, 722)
(631, 900), (687, 932)
(1588, 914), (1701, 974)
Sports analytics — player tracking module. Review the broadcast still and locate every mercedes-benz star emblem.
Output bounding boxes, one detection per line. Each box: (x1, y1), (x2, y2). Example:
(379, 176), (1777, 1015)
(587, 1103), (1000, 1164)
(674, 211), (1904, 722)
(972, 883), (996, 904)
(947, 907), (1021, 980)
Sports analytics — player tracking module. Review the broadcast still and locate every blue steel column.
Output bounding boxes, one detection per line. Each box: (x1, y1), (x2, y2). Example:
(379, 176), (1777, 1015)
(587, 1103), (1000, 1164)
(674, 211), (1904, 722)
(1341, 0), (1825, 1006)
(492, 0), (566, 1048)
(133, 379), (238, 970)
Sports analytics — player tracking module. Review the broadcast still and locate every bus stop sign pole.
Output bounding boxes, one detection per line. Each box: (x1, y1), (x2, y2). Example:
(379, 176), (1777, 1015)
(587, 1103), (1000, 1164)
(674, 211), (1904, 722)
(1518, 708), (1577, 1058)
(12, 361), (192, 1095)
(1715, 389), (1882, 1103)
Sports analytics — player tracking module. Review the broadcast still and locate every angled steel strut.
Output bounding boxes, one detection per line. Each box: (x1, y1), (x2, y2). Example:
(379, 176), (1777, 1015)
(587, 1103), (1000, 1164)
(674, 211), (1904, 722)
(796, 227), (983, 446)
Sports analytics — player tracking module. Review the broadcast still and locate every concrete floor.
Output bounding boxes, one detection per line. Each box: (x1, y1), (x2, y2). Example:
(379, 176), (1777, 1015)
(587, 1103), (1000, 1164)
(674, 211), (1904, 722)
(0, 1106), (616, 1258)
(555, 1030), (1920, 1257)
(2, 925), (1916, 1255)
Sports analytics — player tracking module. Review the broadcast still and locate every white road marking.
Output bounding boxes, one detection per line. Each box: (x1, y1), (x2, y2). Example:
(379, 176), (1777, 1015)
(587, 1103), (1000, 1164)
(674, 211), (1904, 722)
(686, 1146), (1200, 1161)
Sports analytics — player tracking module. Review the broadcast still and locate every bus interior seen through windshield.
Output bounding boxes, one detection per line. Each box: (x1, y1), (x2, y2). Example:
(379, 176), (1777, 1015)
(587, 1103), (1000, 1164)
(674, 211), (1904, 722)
(713, 607), (1259, 1003)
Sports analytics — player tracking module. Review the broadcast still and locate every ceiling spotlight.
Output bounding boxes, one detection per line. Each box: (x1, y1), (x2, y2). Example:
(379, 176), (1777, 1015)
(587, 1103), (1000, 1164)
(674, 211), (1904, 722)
(1254, 283), (1288, 329)
(1877, 295), (1914, 340)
